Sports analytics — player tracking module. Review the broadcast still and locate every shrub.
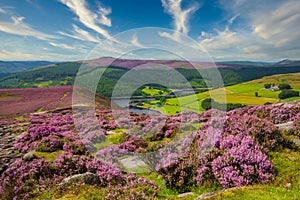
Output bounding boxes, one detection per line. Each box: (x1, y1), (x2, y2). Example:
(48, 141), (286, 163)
(201, 98), (214, 110)
(264, 83), (272, 89)
(278, 89), (299, 99)
(278, 83), (292, 90)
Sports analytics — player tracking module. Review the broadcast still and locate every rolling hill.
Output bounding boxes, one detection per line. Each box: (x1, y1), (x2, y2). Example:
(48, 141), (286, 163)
(0, 60), (54, 73)
(0, 58), (299, 98)
(0, 86), (116, 120)
(148, 72), (300, 114)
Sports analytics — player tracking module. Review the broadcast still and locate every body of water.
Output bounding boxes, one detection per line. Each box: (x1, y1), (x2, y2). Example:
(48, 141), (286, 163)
(111, 97), (160, 115)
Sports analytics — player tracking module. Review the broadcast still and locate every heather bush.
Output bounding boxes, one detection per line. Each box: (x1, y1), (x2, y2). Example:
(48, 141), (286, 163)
(37, 135), (64, 152)
(290, 113), (300, 135)
(0, 158), (53, 199)
(104, 173), (160, 200)
(156, 107), (282, 191)
(212, 135), (274, 188)
(118, 133), (148, 152)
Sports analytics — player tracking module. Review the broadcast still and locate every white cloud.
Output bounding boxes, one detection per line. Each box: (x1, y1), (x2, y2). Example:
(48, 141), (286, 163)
(48, 42), (76, 50)
(60, 0), (113, 40)
(160, 0), (200, 41)
(251, 0), (300, 50)
(58, 24), (100, 43)
(97, 3), (112, 27)
(0, 49), (86, 61)
(0, 16), (57, 40)
(0, 8), (6, 14)
(130, 33), (145, 48)
(0, 49), (47, 60)
(199, 0), (300, 60)
(200, 29), (241, 51)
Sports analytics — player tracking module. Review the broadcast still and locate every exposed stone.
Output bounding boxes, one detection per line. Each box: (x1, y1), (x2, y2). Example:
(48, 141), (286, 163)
(58, 172), (100, 187)
(285, 182), (292, 189)
(275, 121), (293, 130)
(120, 156), (148, 170)
(293, 137), (300, 147)
(23, 150), (36, 161)
(178, 192), (194, 198)
(195, 187), (241, 200)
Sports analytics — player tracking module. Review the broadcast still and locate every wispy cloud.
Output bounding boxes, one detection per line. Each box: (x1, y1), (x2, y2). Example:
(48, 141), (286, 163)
(130, 33), (145, 48)
(60, 0), (113, 40)
(0, 15), (57, 40)
(0, 8), (6, 14)
(48, 42), (76, 50)
(58, 24), (100, 43)
(0, 49), (49, 60)
(198, 0), (300, 60)
(160, 0), (200, 41)
(251, 0), (300, 50)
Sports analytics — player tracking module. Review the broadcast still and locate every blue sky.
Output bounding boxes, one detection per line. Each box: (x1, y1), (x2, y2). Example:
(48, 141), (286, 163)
(0, 0), (299, 61)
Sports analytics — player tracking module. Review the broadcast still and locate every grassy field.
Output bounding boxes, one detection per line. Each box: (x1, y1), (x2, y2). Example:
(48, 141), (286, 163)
(147, 72), (300, 114)
(142, 86), (169, 96)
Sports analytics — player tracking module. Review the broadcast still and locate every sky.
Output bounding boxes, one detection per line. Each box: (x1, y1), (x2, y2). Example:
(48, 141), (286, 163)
(0, 0), (299, 61)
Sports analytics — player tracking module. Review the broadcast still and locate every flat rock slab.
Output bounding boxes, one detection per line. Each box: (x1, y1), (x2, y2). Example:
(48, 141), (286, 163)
(195, 187), (241, 200)
(275, 121), (293, 130)
(58, 172), (100, 187)
(178, 192), (194, 198)
(120, 156), (148, 169)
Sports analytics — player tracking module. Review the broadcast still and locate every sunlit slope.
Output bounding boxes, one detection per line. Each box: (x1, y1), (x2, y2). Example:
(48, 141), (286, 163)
(151, 72), (300, 114)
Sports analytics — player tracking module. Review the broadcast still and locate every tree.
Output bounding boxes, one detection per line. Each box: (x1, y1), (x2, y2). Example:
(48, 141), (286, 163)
(278, 83), (292, 90)
(159, 96), (167, 104)
(255, 92), (259, 97)
(264, 83), (272, 89)
(201, 98), (214, 110)
(278, 89), (299, 99)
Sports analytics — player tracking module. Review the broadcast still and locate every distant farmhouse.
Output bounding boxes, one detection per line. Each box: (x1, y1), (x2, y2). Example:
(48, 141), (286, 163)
(265, 84), (279, 91)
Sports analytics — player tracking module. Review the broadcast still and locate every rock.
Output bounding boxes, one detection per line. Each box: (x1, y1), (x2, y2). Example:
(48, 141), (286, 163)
(178, 192), (194, 198)
(106, 131), (117, 135)
(293, 137), (300, 147)
(275, 121), (293, 130)
(23, 150), (36, 161)
(285, 182), (292, 189)
(58, 172), (100, 187)
(120, 156), (148, 170)
(195, 187), (240, 200)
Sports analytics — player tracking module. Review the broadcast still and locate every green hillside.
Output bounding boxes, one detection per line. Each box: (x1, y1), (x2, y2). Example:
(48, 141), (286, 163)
(149, 72), (300, 114)
(0, 59), (300, 98)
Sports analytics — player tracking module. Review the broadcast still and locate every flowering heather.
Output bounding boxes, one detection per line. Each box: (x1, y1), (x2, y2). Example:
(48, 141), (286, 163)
(104, 173), (160, 199)
(155, 103), (300, 191)
(291, 113), (300, 135)
(14, 112), (76, 153)
(0, 86), (74, 120)
(0, 158), (53, 199)
(52, 152), (124, 186)
(118, 133), (148, 152)
(2, 99), (299, 198)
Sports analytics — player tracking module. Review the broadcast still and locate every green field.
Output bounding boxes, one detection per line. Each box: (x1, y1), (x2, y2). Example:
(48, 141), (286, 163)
(142, 86), (169, 96)
(147, 72), (300, 114)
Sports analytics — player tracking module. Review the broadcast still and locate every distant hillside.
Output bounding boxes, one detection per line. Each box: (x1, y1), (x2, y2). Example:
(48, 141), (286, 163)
(273, 59), (300, 66)
(217, 61), (272, 66)
(0, 58), (300, 97)
(0, 86), (115, 120)
(0, 61), (54, 73)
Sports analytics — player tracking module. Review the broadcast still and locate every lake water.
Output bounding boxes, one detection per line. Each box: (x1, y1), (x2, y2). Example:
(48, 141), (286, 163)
(111, 98), (161, 115)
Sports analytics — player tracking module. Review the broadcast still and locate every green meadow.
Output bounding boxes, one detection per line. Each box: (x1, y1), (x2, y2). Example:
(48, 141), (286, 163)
(147, 72), (300, 115)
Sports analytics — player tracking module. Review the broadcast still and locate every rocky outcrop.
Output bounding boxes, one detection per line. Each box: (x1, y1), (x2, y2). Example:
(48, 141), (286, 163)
(0, 124), (23, 174)
(58, 172), (100, 187)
